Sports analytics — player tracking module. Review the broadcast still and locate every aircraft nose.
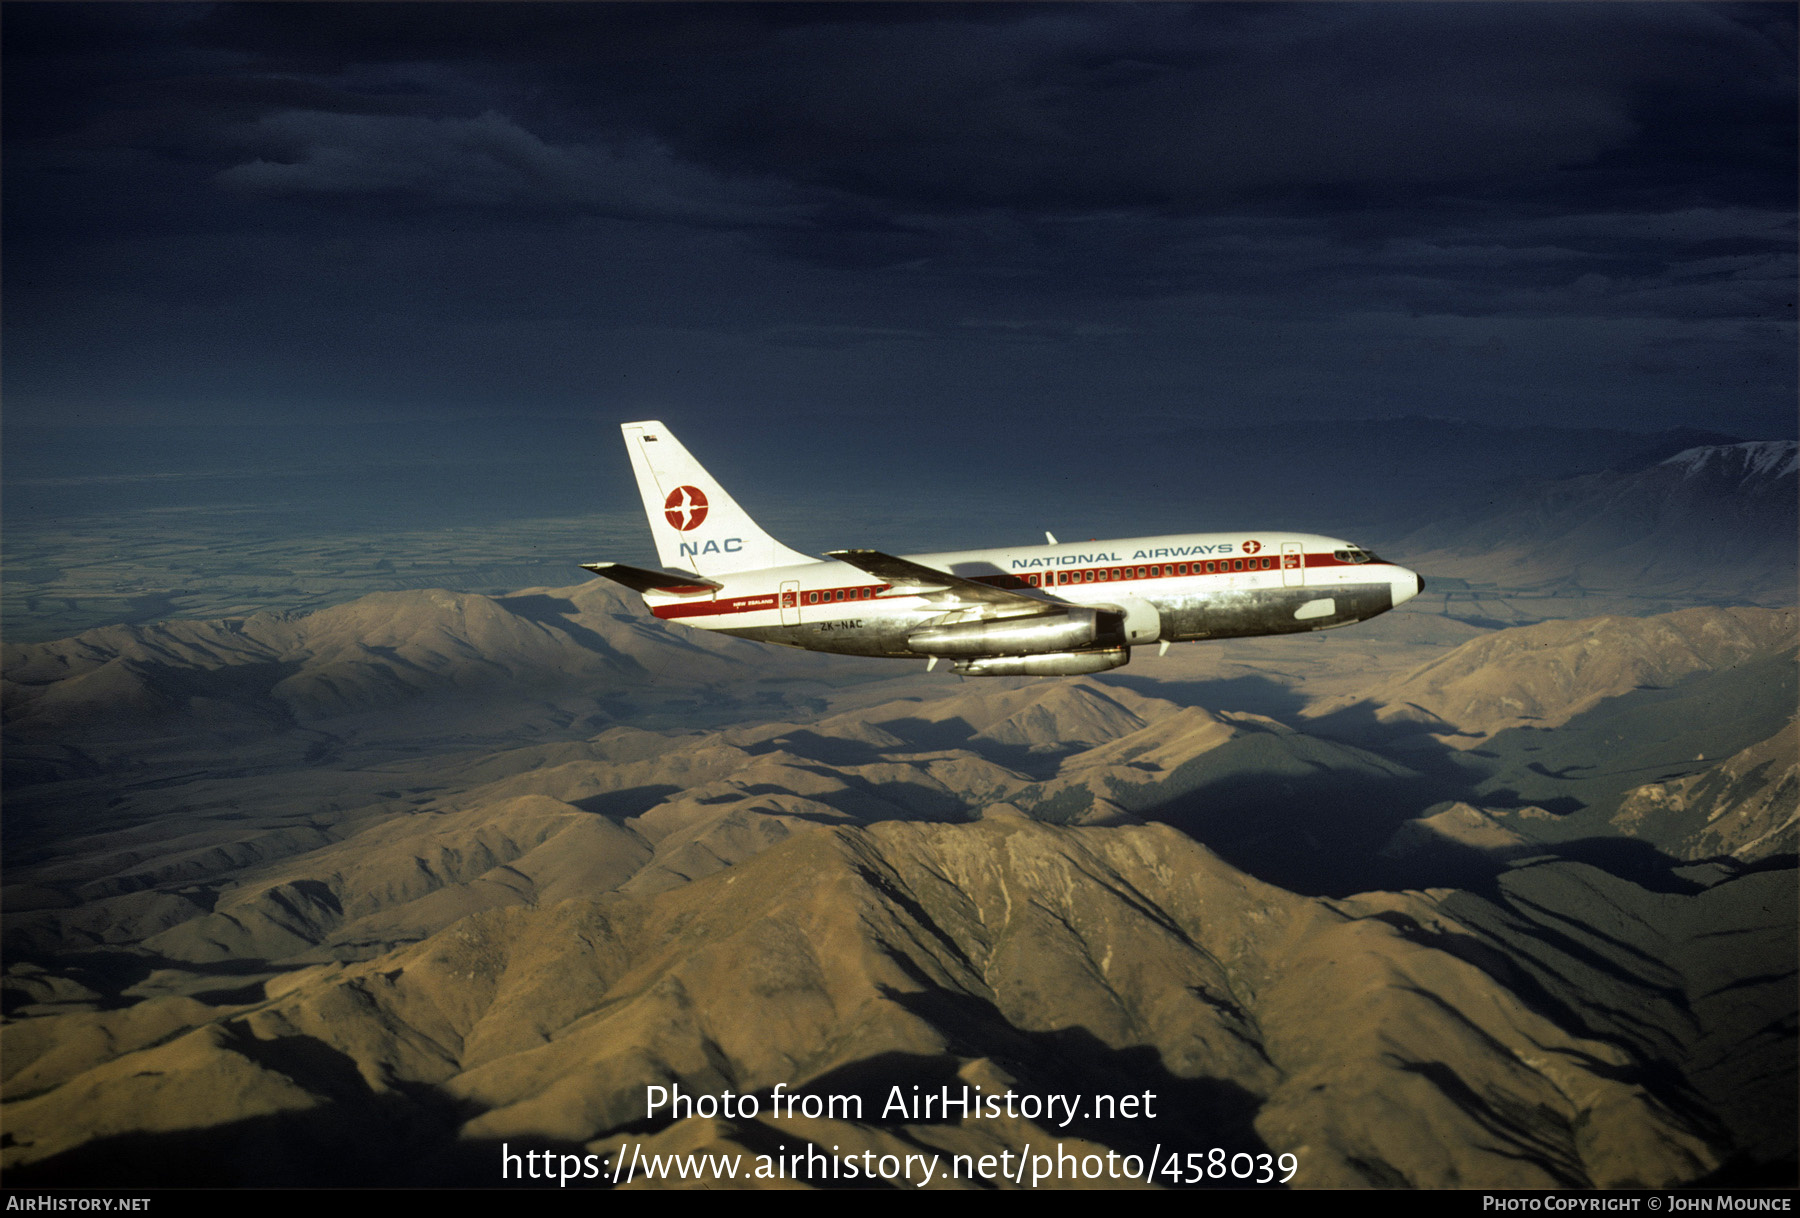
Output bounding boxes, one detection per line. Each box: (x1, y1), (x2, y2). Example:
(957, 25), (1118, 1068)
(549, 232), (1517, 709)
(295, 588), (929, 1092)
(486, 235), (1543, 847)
(1391, 567), (1422, 607)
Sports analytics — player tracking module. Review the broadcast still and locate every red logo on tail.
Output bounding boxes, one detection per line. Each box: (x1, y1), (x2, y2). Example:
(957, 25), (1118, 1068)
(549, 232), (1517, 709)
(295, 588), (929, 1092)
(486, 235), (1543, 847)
(664, 486), (709, 531)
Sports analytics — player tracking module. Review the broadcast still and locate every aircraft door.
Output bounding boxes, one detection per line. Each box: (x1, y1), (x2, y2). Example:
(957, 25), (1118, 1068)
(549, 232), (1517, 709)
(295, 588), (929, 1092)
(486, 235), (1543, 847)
(1282, 542), (1304, 587)
(780, 581), (800, 626)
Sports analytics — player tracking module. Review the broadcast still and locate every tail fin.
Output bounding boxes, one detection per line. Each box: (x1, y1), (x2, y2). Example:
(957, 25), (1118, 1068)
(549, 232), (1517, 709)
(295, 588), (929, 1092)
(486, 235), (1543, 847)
(620, 421), (816, 575)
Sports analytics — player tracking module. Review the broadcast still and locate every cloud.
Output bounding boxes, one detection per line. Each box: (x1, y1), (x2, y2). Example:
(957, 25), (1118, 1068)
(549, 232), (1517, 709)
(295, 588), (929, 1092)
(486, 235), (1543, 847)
(564, 4), (1791, 215)
(6, 3), (1792, 439)
(178, 4), (1796, 217)
(215, 109), (806, 227)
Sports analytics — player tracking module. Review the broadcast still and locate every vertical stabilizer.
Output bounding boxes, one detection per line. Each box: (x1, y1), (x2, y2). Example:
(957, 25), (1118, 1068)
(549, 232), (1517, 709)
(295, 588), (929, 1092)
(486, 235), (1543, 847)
(620, 421), (817, 575)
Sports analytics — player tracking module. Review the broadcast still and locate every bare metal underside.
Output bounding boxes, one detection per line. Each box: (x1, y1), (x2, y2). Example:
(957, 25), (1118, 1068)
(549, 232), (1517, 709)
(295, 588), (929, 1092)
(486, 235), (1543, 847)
(719, 581), (1398, 660)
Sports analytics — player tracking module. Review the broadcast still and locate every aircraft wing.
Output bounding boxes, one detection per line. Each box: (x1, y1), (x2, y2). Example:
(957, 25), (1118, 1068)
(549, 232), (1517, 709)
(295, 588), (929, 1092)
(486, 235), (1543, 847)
(581, 562), (722, 595)
(826, 549), (1050, 610)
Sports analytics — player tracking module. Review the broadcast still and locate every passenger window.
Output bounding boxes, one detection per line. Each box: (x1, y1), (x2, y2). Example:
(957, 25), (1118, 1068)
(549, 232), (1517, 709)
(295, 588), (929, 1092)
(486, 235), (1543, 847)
(807, 592), (818, 604)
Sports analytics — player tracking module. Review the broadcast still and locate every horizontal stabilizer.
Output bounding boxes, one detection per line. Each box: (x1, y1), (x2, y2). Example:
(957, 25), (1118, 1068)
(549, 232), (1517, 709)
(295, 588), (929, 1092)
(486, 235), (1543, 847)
(826, 549), (1049, 610)
(581, 561), (721, 595)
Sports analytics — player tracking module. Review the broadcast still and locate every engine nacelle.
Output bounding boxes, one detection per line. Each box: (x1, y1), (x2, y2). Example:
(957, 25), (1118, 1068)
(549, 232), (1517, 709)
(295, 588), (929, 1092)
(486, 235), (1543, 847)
(951, 647), (1130, 677)
(907, 608), (1121, 657)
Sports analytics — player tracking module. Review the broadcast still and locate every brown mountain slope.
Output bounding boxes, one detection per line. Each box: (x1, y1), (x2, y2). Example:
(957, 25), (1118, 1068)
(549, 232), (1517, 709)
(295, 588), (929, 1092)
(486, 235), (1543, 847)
(1413, 859), (1798, 1168)
(1, 820), (1726, 1189)
(1306, 606), (1796, 742)
(6, 674), (1428, 966)
(1, 581), (853, 740)
(1611, 717), (1799, 862)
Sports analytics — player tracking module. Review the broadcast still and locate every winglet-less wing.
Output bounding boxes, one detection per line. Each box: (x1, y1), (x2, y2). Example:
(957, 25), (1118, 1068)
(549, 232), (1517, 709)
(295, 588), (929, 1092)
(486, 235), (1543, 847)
(581, 562), (722, 596)
(826, 549), (1050, 610)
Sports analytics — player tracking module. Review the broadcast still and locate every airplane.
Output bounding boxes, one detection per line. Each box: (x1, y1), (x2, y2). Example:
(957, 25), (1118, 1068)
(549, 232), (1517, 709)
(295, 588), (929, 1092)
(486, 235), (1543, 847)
(585, 421), (1424, 676)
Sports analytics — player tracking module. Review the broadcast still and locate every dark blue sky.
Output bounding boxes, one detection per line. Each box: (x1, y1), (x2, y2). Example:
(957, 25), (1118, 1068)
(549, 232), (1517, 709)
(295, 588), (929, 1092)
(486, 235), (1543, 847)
(5, 2), (1796, 443)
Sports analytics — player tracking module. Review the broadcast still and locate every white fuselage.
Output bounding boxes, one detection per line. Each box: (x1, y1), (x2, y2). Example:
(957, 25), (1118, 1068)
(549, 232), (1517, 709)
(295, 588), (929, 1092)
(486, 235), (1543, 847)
(646, 529), (1421, 659)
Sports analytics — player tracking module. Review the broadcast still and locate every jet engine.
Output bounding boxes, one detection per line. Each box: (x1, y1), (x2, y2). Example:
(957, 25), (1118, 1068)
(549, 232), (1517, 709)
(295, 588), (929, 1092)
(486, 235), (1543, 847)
(952, 648), (1129, 676)
(906, 608), (1123, 657)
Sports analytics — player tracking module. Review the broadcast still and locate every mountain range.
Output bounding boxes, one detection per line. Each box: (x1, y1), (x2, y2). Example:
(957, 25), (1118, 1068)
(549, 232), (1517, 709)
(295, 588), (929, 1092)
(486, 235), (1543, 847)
(1, 437), (1793, 1189)
(1392, 441), (1797, 604)
(3, 571), (1793, 1187)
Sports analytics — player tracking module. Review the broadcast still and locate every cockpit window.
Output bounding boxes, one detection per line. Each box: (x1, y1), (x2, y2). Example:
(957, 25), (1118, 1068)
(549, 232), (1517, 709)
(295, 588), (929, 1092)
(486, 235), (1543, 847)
(1333, 547), (1379, 564)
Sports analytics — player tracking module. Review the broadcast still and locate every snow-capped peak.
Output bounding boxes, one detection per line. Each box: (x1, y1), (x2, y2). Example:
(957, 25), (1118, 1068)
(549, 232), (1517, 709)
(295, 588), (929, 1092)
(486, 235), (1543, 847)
(1660, 440), (1798, 481)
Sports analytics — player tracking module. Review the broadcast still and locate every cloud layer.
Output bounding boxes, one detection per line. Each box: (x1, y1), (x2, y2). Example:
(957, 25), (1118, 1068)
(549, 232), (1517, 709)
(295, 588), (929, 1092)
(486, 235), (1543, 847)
(4, 3), (1793, 437)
